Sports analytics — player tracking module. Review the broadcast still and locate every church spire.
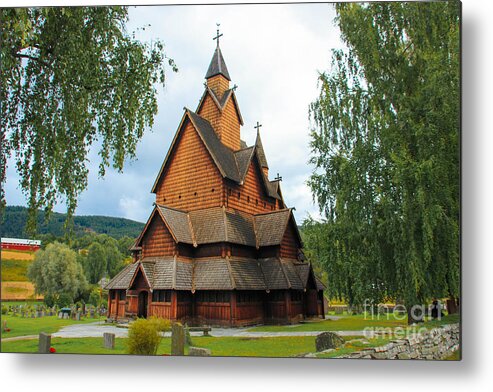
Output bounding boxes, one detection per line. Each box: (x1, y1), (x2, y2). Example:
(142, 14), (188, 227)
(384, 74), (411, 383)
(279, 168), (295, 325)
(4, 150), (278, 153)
(205, 24), (231, 81)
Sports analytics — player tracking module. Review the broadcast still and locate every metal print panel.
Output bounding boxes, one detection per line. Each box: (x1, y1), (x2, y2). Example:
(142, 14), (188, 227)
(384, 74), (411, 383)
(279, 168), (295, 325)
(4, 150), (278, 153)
(0, 1), (461, 360)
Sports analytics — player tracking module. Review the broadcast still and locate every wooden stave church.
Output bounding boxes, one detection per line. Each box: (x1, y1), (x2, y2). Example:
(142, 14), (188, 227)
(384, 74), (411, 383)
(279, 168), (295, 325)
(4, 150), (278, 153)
(105, 37), (326, 326)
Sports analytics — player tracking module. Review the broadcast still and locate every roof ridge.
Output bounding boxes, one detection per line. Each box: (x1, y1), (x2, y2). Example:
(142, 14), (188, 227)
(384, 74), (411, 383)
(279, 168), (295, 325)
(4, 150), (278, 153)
(187, 213), (197, 247)
(254, 208), (292, 217)
(172, 255), (177, 290)
(234, 145), (254, 153)
(278, 258), (292, 289)
(225, 256), (236, 289)
(155, 203), (188, 213)
(256, 259), (269, 292)
(222, 205), (228, 243)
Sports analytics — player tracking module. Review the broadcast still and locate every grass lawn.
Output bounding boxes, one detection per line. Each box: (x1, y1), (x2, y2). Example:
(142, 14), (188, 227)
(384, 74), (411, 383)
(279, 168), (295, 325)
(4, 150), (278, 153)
(190, 336), (317, 358)
(1, 314), (104, 339)
(316, 337), (394, 358)
(247, 314), (407, 332)
(247, 313), (460, 333)
(2, 335), (319, 357)
(1, 336), (316, 357)
(1, 337), (137, 355)
(1, 258), (31, 281)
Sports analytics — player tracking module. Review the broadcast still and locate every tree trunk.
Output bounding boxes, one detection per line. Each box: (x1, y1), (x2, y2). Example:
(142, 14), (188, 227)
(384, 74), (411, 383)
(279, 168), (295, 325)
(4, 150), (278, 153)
(446, 297), (459, 315)
(407, 304), (425, 325)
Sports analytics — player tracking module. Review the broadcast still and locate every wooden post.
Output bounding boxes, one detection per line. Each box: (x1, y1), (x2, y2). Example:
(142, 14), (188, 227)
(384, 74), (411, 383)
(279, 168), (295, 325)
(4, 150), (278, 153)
(171, 291), (178, 320)
(284, 290), (292, 323)
(230, 291), (237, 326)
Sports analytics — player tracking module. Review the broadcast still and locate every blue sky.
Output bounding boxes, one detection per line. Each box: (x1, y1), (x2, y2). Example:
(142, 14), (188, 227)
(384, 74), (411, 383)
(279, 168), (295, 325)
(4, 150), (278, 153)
(5, 2), (342, 223)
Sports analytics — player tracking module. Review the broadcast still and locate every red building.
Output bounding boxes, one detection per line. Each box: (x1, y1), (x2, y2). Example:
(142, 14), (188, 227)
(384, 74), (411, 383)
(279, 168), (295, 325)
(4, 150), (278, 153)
(1, 237), (41, 252)
(105, 35), (325, 326)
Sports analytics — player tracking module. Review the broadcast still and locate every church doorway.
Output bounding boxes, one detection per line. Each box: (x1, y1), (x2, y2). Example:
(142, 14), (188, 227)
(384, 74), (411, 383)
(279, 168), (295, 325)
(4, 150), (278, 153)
(138, 291), (148, 318)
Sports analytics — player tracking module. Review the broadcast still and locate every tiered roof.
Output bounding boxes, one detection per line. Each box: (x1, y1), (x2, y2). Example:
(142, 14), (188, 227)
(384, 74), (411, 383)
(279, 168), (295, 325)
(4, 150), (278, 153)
(133, 205), (302, 249)
(106, 257), (325, 292)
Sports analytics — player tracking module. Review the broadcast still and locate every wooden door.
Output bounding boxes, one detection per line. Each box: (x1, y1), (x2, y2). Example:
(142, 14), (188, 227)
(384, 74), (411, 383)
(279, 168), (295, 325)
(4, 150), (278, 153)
(138, 291), (148, 318)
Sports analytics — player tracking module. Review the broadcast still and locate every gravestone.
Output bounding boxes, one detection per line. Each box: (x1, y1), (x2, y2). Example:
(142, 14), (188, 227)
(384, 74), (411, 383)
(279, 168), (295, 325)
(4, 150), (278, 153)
(103, 332), (115, 349)
(62, 313), (69, 319)
(75, 312), (81, 321)
(188, 347), (211, 356)
(2, 320), (7, 332)
(38, 332), (52, 353)
(58, 312), (63, 319)
(171, 323), (185, 356)
(315, 332), (345, 352)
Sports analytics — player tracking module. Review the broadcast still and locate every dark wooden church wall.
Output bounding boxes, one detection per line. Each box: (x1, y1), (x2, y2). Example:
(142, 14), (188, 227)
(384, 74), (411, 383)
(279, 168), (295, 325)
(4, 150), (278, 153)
(235, 291), (264, 323)
(195, 290), (231, 323)
(280, 221), (300, 259)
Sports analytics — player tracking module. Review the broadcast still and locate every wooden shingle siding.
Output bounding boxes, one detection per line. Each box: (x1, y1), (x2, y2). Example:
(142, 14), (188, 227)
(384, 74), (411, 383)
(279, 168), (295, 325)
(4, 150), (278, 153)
(142, 215), (176, 258)
(227, 159), (278, 215)
(198, 94), (222, 139)
(198, 90), (241, 151)
(218, 98), (241, 151)
(155, 121), (223, 210)
(207, 75), (229, 98)
(280, 221), (300, 259)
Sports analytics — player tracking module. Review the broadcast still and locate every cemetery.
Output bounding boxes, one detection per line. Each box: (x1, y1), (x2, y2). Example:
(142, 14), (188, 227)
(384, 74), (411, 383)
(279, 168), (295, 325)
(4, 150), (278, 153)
(1, 301), (460, 359)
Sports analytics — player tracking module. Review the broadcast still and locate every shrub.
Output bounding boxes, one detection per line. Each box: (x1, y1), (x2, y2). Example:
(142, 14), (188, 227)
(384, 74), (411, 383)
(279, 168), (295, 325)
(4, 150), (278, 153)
(148, 316), (171, 332)
(44, 294), (55, 308)
(127, 318), (162, 355)
(56, 293), (73, 308)
(1, 305), (8, 315)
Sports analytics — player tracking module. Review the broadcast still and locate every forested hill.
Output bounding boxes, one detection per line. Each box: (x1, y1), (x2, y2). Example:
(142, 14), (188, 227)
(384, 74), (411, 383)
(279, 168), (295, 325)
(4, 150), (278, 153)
(1, 206), (144, 239)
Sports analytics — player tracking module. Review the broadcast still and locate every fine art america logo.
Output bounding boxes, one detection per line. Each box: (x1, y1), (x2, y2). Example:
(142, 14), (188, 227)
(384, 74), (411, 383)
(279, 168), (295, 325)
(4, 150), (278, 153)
(361, 299), (444, 339)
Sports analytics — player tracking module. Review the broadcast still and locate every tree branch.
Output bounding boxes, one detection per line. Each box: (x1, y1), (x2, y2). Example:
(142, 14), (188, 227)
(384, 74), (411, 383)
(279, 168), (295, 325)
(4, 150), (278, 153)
(13, 52), (49, 66)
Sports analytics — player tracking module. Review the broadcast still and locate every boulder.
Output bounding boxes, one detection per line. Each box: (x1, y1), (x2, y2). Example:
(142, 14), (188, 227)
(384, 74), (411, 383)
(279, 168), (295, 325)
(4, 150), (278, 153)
(315, 332), (345, 352)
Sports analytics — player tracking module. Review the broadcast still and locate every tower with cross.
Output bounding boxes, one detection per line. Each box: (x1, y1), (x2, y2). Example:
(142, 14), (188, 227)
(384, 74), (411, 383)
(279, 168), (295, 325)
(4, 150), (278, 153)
(103, 26), (328, 327)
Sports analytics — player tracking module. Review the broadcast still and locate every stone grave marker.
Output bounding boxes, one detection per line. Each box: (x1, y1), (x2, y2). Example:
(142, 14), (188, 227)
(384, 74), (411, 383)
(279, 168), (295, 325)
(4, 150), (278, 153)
(171, 323), (185, 356)
(315, 332), (345, 352)
(188, 347), (211, 356)
(38, 332), (52, 353)
(103, 332), (115, 349)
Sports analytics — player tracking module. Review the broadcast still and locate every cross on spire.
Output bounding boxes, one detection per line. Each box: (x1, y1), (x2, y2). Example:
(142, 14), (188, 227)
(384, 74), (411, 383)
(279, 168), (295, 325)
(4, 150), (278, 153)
(213, 23), (223, 47)
(275, 173), (283, 182)
(254, 121), (262, 134)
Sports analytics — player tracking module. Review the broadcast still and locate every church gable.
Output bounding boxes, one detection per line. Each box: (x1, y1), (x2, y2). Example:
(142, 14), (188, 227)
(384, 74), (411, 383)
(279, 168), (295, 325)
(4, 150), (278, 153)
(154, 117), (224, 210)
(141, 212), (176, 258)
(227, 153), (278, 214)
(280, 217), (302, 260)
(197, 88), (243, 151)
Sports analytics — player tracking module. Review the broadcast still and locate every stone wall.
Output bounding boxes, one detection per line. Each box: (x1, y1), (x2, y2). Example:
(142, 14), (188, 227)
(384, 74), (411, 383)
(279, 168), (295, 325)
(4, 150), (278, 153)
(339, 324), (460, 360)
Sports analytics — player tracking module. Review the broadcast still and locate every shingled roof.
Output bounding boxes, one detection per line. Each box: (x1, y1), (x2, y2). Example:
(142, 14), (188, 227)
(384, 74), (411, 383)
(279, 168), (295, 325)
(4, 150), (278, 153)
(151, 109), (281, 201)
(105, 262), (138, 290)
(205, 46), (231, 81)
(138, 205), (298, 250)
(105, 257), (320, 292)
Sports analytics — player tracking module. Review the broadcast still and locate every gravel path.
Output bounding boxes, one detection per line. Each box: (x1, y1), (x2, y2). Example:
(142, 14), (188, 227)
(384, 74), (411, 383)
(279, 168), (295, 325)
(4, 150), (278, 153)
(45, 321), (380, 339)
